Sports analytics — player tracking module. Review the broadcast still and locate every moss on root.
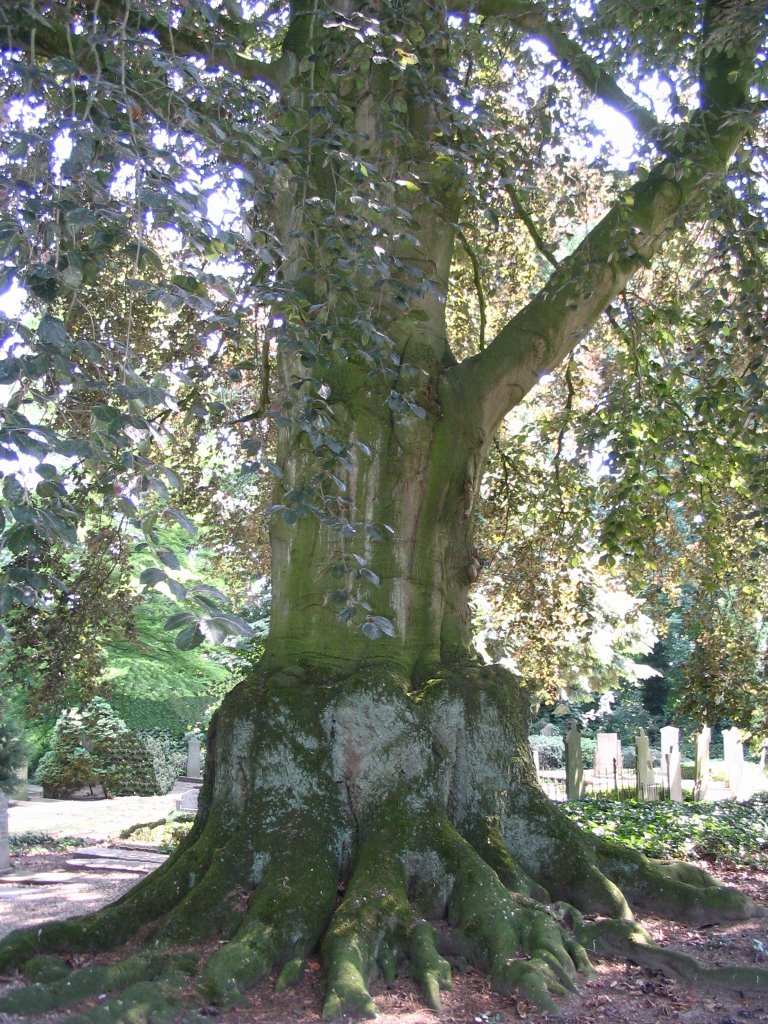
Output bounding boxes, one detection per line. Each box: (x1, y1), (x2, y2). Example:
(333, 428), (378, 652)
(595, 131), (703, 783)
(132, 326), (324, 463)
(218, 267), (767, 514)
(1, 661), (767, 1021)
(595, 841), (759, 925)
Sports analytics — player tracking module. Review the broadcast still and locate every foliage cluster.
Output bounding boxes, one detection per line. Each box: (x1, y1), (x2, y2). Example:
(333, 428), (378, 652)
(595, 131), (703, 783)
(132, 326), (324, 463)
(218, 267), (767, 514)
(120, 813), (195, 853)
(35, 698), (160, 798)
(565, 796), (768, 867)
(0, 698), (26, 793)
(135, 731), (187, 795)
(8, 833), (85, 855)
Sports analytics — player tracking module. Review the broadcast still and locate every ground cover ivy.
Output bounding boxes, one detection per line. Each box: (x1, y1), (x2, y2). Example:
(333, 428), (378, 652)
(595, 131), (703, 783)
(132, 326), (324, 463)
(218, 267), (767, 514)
(564, 795), (768, 867)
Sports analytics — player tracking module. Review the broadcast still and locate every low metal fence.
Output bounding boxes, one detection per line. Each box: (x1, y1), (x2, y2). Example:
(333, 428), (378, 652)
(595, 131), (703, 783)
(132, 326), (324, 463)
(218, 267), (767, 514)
(537, 767), (670, 803)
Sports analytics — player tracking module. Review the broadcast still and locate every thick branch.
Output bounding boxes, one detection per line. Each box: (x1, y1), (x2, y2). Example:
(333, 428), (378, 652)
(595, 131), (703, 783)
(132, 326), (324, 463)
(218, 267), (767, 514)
(448, 0), (667, 148)
(452, 0), (766, 436)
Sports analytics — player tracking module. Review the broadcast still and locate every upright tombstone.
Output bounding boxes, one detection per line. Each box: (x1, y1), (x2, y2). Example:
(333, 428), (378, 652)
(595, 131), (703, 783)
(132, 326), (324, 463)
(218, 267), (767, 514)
(594, 732), (621, 791)
(694, 726), (711, 802)
(12, 759), (28, 801)
(660, 725), (683, 802)
(564, 722), (586, 801)
(635, 727), (656, 801)
(722, 726), (745, 800)
(0, 792), (10, 874)
(540, 723), (556, 737)
(186, 735), (202, 780)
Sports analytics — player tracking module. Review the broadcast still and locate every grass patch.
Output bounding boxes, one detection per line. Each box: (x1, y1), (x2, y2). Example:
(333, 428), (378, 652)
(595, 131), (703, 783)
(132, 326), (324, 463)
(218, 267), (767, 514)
(119, 813), (195, 852)
(9, 833), (87, 855)
(564, 795), (768, 866)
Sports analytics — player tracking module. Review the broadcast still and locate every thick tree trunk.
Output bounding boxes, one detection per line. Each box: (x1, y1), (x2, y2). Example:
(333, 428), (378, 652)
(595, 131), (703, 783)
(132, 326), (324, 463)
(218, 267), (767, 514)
(1, 4), (767, 1022)
(266, 369), (487, 673)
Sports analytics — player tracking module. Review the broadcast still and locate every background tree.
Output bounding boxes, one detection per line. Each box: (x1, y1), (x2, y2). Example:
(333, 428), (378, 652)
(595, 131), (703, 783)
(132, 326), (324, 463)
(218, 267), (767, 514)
(1, 1), (768, 1020)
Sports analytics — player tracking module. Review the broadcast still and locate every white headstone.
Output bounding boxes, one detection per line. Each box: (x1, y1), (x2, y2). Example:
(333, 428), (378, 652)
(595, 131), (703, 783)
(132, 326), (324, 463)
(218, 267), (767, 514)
(694, 726), (711, 802)
(175, 788), (199, 812)
(660, 725), (683, 802)
(594, 733), (621, 778)
(186, 735), (202, 780)
(635, 727), (656, 801)
(722, 727), (745, 800)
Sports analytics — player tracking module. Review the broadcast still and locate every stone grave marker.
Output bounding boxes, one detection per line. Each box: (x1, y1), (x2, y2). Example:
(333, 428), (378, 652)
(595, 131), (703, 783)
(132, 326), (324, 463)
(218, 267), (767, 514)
(564, 721), (585, 801)
(186, 735), (202, 779)
(540, 724), (556, 737)
(594, 733), (621, 788)
(635, 727), (656, 800)
(694, 725), (711, 801)
(0, 792), (10, 874)
(660, 725), (683, 802)
(723, 726), (745, 800)
(176, 788), (199, 812)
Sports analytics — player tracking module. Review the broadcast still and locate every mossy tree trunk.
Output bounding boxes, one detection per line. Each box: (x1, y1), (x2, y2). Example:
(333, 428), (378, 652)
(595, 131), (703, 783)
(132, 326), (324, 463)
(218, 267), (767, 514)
(2, 1), (768, 1021)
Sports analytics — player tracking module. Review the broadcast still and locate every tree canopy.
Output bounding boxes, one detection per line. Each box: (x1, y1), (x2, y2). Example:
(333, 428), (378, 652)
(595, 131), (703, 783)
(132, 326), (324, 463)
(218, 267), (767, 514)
(2, 3), (768, 1021)
(2, 0), (766, 723)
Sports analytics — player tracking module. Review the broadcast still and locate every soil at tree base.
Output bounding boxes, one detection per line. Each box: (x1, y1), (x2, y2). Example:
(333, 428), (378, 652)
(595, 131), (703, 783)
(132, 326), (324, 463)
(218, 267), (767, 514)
(0, 852), (765, 1024)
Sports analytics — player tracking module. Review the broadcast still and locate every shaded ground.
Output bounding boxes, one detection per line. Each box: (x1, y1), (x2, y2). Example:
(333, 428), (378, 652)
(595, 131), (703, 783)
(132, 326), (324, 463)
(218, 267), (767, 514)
(0, 793), (766, 1023)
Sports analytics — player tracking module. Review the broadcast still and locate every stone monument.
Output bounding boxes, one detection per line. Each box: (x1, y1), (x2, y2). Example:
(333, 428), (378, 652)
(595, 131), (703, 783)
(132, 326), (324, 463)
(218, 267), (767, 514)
(635, 727), (656, 801)
(694, 725), (711, 802)
(0, 792), (10, 874)
(722, 726), (745, 800)
(564, 721), (585, 801)
(186, 735), (202, 780)
(660, 725), (683, 802)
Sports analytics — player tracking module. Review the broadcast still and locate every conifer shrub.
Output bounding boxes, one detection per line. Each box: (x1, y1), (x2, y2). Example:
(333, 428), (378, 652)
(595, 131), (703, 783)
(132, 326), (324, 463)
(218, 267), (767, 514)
(137, 731), (186, 794)
(35, 698), (158, 797)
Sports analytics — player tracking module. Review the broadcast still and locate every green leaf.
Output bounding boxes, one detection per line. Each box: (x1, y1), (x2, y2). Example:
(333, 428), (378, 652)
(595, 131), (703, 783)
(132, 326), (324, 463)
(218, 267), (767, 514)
(37, 315), (70, 349)
(158, 549), (181, 571)
(164, 612), (197, 630)
(175, 624), (205, 650)
(164, 508), (197, 535)
(369, 615), (395, 637)
(139, 567), (167, 587)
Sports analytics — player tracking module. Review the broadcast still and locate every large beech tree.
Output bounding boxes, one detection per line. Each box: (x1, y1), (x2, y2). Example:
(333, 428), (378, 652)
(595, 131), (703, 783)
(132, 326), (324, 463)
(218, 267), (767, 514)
(2, 1), (768, 1019)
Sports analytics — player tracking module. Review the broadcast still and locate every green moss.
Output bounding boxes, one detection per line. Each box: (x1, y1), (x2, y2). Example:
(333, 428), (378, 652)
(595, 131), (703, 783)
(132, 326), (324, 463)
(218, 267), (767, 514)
(0, 953), (169, 1016)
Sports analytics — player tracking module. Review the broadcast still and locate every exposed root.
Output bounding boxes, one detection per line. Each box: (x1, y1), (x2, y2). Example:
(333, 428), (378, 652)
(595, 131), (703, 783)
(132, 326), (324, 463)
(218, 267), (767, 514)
(577, 917), (768, 996)
(409, 921), (452, 1012)
(200, 817), (338, 1007)
(0, 663), (765, 1021)
(595, 841), (760, 925)
(0, 951), (198, 1019)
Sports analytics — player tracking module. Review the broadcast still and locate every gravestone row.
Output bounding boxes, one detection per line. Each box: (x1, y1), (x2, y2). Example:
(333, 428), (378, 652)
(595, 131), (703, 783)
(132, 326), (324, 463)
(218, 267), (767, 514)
(556, 723), (755, 803)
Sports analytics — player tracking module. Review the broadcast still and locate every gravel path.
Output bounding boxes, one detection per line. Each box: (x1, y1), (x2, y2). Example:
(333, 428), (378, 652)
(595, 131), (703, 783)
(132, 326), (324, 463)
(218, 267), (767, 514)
(0, 783), (198, 940)
(7, 784), (195, 841)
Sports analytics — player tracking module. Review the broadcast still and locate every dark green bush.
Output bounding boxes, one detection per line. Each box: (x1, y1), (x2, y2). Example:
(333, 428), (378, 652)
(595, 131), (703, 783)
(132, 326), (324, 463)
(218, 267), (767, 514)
(9, 833), (86, 854)
(35, 698), (158, 797)
(528, 735), (597, 770)
(0, 701), (27, 793)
